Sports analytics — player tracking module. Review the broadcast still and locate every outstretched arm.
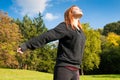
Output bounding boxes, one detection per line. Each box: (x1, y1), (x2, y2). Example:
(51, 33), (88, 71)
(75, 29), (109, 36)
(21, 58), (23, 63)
(17, 22), (68, 53)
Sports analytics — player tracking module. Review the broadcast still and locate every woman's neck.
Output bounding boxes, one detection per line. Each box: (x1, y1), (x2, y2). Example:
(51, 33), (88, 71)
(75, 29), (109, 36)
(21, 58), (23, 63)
(73, 18), (79, 28)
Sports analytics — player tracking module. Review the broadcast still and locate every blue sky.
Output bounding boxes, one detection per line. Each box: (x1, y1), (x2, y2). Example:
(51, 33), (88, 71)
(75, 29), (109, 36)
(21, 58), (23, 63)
(0, 0), (120, 29)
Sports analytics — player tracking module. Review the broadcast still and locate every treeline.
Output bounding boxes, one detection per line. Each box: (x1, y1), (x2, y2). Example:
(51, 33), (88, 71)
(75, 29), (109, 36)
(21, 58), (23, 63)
(0, 11), (120, 74)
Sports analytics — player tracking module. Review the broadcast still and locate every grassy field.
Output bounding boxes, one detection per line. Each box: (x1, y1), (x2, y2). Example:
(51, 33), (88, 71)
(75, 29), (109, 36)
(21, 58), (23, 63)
(0, 68), (120, 80)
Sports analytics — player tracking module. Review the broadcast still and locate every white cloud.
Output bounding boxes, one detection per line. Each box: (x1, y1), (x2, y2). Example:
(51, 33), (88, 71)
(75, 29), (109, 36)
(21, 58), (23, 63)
(12, 0), (50, 17)
(45, 13), (59, 21)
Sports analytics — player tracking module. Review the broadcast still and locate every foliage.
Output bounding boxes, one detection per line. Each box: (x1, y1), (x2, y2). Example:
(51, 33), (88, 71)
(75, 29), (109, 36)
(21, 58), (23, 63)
(103, 21), (120, 35)
(107, 32), (120, 46)
(15, 13), (57, 73)
(81, 23), (101, 74)
(99, 32), (120, 74)
(0, 11), (22, 68)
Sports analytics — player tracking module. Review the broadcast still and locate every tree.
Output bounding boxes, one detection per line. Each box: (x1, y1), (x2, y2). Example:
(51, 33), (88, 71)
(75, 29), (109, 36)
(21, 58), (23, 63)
(0, 11), (22, 68)
(15, 13), (57, 73)
(33, 13), (47, 36)
(99, 32), (120, 74)
(16, 13), (47, 41)
(15, 14), (48, 69)
(103, 21), (120, 35)
(81, 23), (101, 74)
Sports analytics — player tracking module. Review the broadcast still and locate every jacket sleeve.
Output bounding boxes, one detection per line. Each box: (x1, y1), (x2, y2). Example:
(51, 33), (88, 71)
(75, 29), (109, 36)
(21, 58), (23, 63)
(20, 22), (68, 52)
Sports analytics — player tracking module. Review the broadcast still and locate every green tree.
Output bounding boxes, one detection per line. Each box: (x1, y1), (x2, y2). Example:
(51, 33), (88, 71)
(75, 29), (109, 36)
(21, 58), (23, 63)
(33, 13), (47, 36)
(99, 32), (120, 74)
(15, 14), (48, 69)
(103, 21), (120, 35)
(15, 13), (57, 73)
(81, 23), (101, 74)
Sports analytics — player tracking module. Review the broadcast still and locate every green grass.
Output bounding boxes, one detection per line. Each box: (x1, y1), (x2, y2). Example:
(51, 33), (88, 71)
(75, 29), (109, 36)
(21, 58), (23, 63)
(0, 68), (120, 80)
(81, 74), (120, 80)
(0, 68), (52, 80)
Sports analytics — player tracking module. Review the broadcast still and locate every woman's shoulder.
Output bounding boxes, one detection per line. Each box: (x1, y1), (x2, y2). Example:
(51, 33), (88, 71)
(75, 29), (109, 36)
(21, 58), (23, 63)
(58, 22), (66, 27)
(58, 22), (73, 31)
(54, 22), (72, 32)
(55, 22), (67, 29)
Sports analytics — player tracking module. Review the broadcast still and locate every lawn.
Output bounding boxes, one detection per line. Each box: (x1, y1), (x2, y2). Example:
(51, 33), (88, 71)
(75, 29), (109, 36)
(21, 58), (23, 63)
(0, 68), (120, 80)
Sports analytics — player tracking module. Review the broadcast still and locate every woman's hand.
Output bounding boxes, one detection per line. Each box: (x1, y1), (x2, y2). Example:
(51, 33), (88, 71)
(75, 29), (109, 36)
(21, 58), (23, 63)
(17, 48), (23, 54)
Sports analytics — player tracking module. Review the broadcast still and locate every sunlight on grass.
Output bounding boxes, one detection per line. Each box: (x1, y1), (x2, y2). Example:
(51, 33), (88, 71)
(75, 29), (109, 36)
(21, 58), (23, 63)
(81, 74), (120, 80)
(0, 68), (120, 80)
(0, 68), (53, 80)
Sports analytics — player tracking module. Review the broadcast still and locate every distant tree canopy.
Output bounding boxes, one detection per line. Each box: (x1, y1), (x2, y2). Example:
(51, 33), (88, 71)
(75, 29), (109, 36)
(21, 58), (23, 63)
(99, 32), (120, 74)
(103, 21), (120, 35)
(15, 13), (47, 41)
(14, 13), (57, 73)
(0, 10), (22, 68)
(0, 10), (22, 55)
(81, 23), (101, 74)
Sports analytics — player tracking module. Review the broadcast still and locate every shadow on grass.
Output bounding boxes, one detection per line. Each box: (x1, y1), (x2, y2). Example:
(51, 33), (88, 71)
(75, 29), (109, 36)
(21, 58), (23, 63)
(91, 74), (120, 78)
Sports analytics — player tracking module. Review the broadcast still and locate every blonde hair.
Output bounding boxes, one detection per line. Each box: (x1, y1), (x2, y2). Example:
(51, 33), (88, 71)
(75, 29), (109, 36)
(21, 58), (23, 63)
(64, 5), (82, 30)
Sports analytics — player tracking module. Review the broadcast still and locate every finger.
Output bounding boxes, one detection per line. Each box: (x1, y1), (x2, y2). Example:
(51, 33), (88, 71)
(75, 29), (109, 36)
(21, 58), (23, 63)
(17, 48), (23, 54)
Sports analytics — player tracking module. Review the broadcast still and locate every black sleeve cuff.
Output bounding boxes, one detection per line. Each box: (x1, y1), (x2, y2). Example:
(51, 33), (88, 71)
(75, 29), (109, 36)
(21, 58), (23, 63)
(20, 43), (28, 52)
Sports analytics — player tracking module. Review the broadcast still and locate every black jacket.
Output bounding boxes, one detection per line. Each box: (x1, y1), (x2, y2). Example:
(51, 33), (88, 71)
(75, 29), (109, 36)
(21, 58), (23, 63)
(20, 22), (86, 68)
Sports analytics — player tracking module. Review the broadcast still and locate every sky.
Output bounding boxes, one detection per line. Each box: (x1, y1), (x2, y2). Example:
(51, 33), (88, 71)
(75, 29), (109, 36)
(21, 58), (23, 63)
(0, 0), (120, 29)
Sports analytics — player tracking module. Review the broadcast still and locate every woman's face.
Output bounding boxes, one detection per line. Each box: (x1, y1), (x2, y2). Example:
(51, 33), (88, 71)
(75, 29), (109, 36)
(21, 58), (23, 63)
(72, 6), (83, 18)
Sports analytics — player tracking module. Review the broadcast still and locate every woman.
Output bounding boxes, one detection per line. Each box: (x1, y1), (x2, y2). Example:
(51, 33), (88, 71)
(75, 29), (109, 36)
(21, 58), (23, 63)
(17, 5), (86, 80)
